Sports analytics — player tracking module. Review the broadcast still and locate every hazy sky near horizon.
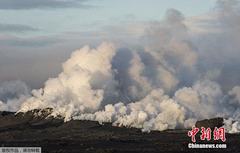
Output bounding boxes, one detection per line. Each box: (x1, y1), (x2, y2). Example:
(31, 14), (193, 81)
(0, 0), (217, 36)
(0, 0), (230, 89)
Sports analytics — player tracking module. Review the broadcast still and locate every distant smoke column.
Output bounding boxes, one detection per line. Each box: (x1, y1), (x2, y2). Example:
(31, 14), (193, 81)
(0, 80), (30, 111)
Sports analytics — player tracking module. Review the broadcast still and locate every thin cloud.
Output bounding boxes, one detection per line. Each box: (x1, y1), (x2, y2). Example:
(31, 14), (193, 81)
(0, 0), (91, 10)
(0, 23), (39, 33)
(0, 34), (62, 47)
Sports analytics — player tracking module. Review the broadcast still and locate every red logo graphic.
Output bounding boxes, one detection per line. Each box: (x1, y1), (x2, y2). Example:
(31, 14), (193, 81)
(200, 127), (211, 141)
(188, 127), (226, 142)
(213, 127), (226, 142)
(188, 127), (199, 142)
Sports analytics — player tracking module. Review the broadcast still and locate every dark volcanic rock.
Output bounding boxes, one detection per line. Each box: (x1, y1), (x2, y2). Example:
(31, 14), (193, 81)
(195, 117), (224, 129)
(0, 108), (63, 131)
(0, 111), (239, 153)
(0, 111), (15, 116)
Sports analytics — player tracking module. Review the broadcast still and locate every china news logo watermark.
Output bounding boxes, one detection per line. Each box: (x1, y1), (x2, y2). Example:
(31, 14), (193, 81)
(187, 127), (227, 149)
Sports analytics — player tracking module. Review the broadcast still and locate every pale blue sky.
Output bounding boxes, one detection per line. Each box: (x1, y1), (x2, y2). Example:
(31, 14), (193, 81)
(0, 0), (219, 88)
(0, 0), (217, 36)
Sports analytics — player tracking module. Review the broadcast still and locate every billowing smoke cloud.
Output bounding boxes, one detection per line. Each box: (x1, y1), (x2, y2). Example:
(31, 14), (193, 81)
(19, 43), (117, 120)
(190, 0), (240, 92)
(0, 80), (30, 111)
(73, 79), (240, 132)
(0, 0), (239, 133)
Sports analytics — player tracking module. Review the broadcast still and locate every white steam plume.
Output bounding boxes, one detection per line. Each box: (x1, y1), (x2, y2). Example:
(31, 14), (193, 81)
(19, 43), (117, 120)
(16, 39), (240, 132)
